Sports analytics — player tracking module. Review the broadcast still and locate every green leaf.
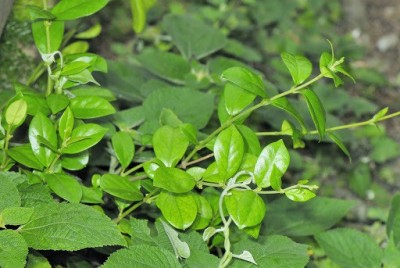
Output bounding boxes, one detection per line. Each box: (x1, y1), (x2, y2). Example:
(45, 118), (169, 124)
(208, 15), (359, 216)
(372, 107), (388, 122)
(26, 251), (51, 268)
(302, 89), (326, 140)
(153, 125), (189, 167)
(224, 83), (256, 115)
(112, 131), (135, 169)
(315, 228), (382, 268)
(281, 52), (312, 85)
(0, 176), (20, 212)
(70, 96), (115, 119)
(19, 203), (126, 250)
(154, 167), (196, 193)
(327, 132), (351, 160)
(28, 5), (56, 20)
(62, 123), (107, 154)
(31, 20), (64, 53)
(271, 97), (306, 131)
(28, 113), (57, 168)
(69, 86), (115, 101)
(387, 193), (400, 249)
(214, 125), (244, 180)
(61, 151), (89, 171)
(285, 188), (316, 202)
(225, 189), (266, 229)
(156, 191), (197, 230)
(51, 0), (109, 20)
(236, 124), (262, 156)
(18, 183), (54, 208)
(7, 144), (44, 170)
(319, 52), (343, 87)
(100, 174), (143, 201)
(0, 207), (34, 226)
(60, 61), (91, 76)
(130, 0), (156, 33)
(5, 99), (27, 128)
(0, 230), (28, 268)
(254, 139), (290, 189)
(58, 107), (74, 142)
(161, 220), (190, 259)
(231, 235), (309, 268)
(162, 14), (227, 59)
(221, 67), (266, 97)
(44, 174), (82, 203)
(46, 94), (69, 114)
(264, 197), (355, 236)
(191, 194), (213, 230)
(80, 185), (103, 204)
(75, 23), (102, 39)
(102, 245), (181, 268)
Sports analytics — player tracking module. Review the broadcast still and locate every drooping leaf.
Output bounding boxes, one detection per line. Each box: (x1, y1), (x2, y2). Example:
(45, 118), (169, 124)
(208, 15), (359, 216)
(112, 131), (135, 169)
(44, 174), (82, 203)
(152, 125), (189, 167)
(271, 97), (306, 131)
(225, 189), (266, 229)
(51, 0), (109, 20)
(156, 191), (197, 230)
(100, 174), (143, 201)
(301, 89), (326, 140)
(315, 228), (382, 268)
(102, 245), (180, 268)
(327, 132), (351, 160)
(19, 202), (126, 250)
(70, 96), (115, 119)
(0, 230), (28, 268)
(153, 167), (196, 193)
(254, 139), (289, 189)
(281, 52), (312, 85)
(221, 67), (266, 97)
(214, 125), (244, 181)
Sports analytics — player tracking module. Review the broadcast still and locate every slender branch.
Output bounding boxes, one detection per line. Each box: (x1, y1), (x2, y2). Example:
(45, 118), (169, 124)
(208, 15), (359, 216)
(180, 153), (214, 169)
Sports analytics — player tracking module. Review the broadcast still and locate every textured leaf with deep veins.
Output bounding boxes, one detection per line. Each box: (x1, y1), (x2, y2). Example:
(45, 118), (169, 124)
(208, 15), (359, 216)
(254, 139), (289, 189)
(0, 230), (28, 268)
(214, 125), (244, 181)
(0, 176), (20, 212)
(19, 203), (126, 250)
(315, 228), (382, 268)
(102, 245), (180, 268)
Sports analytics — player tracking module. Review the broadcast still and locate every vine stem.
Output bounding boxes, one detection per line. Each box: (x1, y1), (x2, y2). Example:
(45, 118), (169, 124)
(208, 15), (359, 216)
(181, 73), (325, 166)
(256, 184), (318, 195)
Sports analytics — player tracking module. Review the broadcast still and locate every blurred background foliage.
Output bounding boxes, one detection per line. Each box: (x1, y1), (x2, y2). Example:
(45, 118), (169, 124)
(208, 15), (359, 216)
(1, 0), (399, 266)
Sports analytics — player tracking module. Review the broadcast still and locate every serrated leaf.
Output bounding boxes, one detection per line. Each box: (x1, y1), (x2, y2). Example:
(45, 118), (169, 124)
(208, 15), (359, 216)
(112, 131), (135, 169)
(100, 174), (143, 201)
(51, 0), (109, 20)
(153, 167), (196, 193)
(19, 202), (126, 250)
(17, 183), (54, 208)
(214, 125), (244, 181)
(0, 176), (21, 212)
(70, 96), (115, 119)
(153, 125), (189, 167)
(44, 173), (82, 203)
(5, 99), (27, 127)
(225, 189), (266, 229)
(224, 83), (256, 115)
(7, 144), (44, 170)
(327, 132), (351, 161)
(387, 194), (400, 249)
(315, 228), (382, 268)
(302, 89), (326, 140)
(221, 67), (266, 97)
(62, 123), (107, 154)
(0, 230), (28, 268)
(281, 52), (312, 85)
(254, 139), (289, 189)
(102, 245), (180, 268)
(156, 192), (197, 230)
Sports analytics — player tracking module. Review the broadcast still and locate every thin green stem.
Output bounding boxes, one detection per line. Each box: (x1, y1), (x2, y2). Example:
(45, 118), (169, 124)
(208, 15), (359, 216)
(121, 161), (148, 177)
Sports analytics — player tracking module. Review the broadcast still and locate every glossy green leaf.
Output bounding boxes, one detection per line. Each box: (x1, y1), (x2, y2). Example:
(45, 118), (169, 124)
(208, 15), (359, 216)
(65, 53), (108, 73)
(315, 228), (382, 268)
(302, 89), (326, 140)
(61, 151), (89, 171)
(281, 52), (312, 85)
(0, 176), (20, 212)
(236, 124), (262, 156)
(0, 207), (34, 226)
(191, 194), (213, 230)
(112, 131), (135, 169)
(69, 86), (115, 101)
(102, 245), (180, 268)
(254, 139), (289, 189)
(5, 99), (27, 128)
(225, 189), (266, 229)
(319, 52), (343, 87)
(162, 14), (227, 59)
(80, 185), (103, 204)
(46, 94), (69, 114)
(214, 125), (244, 181)
(387, 193), (400, 249)
(58, 107), (74, 142)
(61, 61), (91, 76)
(153, 125), (189, 167)
(285, 188), (316, 202)
(224, 83), (256, 115)
(129, 0), (156, 33)
(28, 113), (57, 168)
(75, 23), (102, 39)
(28, 5), (56, 20)
(7, 144), (44, 170)
(156, 191), (197, 230)
(372, 107), (388, 122)
(221, 67), (266, 97)
(51, 0), (109, 20)
(154, 167), (196, 193)
(19, 202), (126, 250)
(271, 97), (306, 131)
(100, 174), (143, 201)
(62, 123), (107, 154)
(327, 132), (351, 160)
(70, 96), (115, 119)
(44, 174), (82, 203)
(0, 230), (28, 268)
(31, 20), (64, 54)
